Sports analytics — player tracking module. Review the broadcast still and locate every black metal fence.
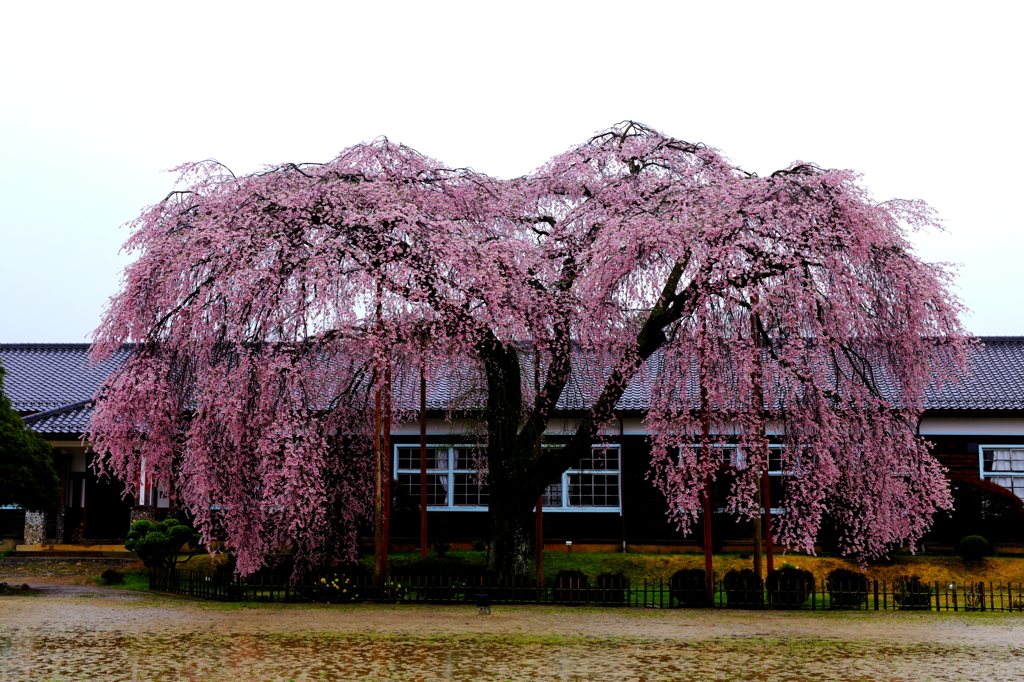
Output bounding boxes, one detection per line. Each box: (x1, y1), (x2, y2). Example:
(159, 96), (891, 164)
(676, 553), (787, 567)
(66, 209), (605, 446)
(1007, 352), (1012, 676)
(149, 568), (1024, 612)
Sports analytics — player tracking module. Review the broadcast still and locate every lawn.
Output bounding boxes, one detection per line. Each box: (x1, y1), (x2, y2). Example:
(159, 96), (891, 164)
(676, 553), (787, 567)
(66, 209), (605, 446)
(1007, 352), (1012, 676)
(372, 550), (1024, 585)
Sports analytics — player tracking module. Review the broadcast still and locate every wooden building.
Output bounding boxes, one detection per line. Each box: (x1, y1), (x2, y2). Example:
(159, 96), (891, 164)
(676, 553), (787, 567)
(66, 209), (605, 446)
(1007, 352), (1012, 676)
(2, 340), (1023, 550)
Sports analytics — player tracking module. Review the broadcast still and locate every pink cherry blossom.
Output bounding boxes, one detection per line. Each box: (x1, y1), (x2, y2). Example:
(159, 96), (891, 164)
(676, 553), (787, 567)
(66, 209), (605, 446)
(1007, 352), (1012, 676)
(89, 123), (970, 576)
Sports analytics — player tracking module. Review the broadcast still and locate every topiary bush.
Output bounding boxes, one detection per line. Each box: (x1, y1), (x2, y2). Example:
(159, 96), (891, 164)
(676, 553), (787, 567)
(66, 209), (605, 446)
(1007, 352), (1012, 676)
(957, 535), (991, 562)
(927, 477), (1024, 545)
(723, 569), (763, 609)
(826, 568), (868, 609)
(551, 569), (589, 605)
(766, 565), (814, 609)
(100, 569), (125, 585)
(892, 575), (931, 610)
(124, 518), (201, 570)
(594, 573), (628, 605)
(670, 568), (710, 607)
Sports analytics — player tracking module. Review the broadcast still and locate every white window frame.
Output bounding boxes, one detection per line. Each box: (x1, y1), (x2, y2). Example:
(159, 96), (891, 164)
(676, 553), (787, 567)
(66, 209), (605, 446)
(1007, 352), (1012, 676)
(680, 443), (787, 476)
(394, 445), (487, 511)
(979, 444), (1024, 500)
(541, 444), (622, 513)
(681, 443), (786, 514)
(394, 443), (622, 513)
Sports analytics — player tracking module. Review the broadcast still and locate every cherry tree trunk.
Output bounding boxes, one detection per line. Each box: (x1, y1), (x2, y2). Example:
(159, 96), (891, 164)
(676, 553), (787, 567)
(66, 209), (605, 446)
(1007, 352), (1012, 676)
(484, 439), (543, 578)
(487, 492), (537, 579)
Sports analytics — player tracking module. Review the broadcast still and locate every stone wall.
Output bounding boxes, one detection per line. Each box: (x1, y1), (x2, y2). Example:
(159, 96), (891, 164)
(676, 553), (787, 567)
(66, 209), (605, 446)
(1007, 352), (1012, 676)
(52, 506), (64, 544)
(129, 507), (171, 526)
(23, 511), (46, 545)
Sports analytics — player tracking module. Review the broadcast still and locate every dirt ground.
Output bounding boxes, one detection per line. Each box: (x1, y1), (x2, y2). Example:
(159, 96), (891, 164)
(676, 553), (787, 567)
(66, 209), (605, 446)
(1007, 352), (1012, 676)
(2, 566), (1023, 681)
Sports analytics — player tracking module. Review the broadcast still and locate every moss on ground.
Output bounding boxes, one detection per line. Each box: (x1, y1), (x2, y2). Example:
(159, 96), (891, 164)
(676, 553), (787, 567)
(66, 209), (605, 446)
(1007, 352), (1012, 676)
(375, 550), (1024, 584)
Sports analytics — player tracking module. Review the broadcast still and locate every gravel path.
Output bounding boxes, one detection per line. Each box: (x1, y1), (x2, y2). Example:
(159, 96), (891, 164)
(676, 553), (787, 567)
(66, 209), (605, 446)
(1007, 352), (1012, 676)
(2, 572), (1023, 681)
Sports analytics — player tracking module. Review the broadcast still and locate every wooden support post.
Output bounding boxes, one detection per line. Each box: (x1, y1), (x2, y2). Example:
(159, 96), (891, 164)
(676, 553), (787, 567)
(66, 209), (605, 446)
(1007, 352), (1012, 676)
(373, 278), (386, 584)
(749, 296), (772, 579)
(752, 478), (763, 581)
(701, 370), (714, 607)
(534, 348), (544, 586)
(381, 364), (392, 578)
(419, 369), (428, 560)
(619, 416), (627, 553)
(763, 468), (774, 574)
(535, 494), (544, 585)
(373, 378), (383, 584)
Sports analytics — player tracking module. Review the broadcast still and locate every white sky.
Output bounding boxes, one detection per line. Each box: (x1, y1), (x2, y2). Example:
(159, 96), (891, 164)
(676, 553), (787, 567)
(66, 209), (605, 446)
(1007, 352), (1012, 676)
(1, 0), (1021, 342)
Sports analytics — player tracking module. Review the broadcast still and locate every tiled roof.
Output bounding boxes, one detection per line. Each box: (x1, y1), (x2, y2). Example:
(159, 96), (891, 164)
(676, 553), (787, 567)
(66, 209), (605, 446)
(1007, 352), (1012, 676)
(0, 344), (130, 413)
(924, 337), (1024, 411)
(21, 400), (93, 439)
(2, 338), (1023, 438)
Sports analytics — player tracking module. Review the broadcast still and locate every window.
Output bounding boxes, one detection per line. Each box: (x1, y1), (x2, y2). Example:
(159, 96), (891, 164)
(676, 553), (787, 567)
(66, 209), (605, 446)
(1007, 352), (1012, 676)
(564, 446), (620, 508)
(395, 446), (487, 508)
(980, 446), (1024, 500)
(685, 444), (785, 474)
(395, 444), (621, 512)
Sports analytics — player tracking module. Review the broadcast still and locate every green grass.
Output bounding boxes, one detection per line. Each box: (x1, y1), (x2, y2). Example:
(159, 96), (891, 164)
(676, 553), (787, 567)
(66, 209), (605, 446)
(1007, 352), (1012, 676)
(93, 569), (150, 591)
(371, 550), (671, 582)
(369, 550), (1024, 585)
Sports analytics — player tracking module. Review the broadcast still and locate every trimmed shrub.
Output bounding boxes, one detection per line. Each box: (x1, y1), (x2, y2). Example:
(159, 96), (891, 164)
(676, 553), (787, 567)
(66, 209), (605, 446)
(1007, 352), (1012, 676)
(670, 568), (710, 607)
(594, 573), (628, 605)
(470, 539), (487, 552)
(551, 569), (589, 605)
(766, 566), (814, 609)
(100, 569), (125, 585)
(723, 569), (763, 608)
(826, 568), (868, 609)
(892, 575), (931, 610)
(433, 541), (452, 558)
(124, 518), (200, 570)
(928, 477), (1024, 545)
(957, 535), (991, 562)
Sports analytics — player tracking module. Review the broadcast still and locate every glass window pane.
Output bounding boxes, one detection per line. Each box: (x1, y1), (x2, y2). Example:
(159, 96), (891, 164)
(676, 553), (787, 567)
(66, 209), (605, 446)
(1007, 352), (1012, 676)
(1012, 450), (1024, 472)
(397, 473), (450, 505)
(398, 448), (448, 471)
(768, 448), (783, 473)
(454, 448), (478, 470)
(397, 473), (418, 498)
(1013, 479), (1024, 500)
(567, 473), (619, 507)
(578, 447), (619, 471)
(453, 473), (488, 506)
(542, 483), (562, 507)
(992, 450), (1013, 471)
(431, 449), (450, 471)
(397, 448), (418, 470)
(724, 448), (746, 469)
